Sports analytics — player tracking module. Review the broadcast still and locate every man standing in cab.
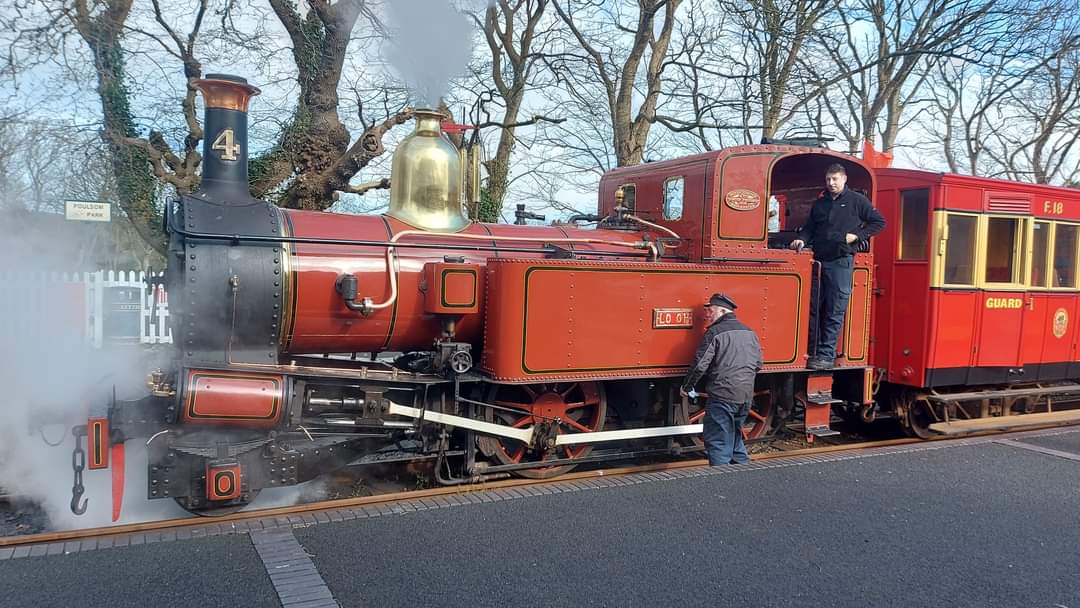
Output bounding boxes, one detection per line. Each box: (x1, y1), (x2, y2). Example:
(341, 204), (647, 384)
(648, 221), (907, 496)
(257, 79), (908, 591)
(789, 163), (885, 370)
(680, 294), (763, 466)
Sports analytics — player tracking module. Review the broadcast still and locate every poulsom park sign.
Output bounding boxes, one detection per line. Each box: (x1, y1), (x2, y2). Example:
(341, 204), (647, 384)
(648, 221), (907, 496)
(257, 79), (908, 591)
(65, 200), (112, 222)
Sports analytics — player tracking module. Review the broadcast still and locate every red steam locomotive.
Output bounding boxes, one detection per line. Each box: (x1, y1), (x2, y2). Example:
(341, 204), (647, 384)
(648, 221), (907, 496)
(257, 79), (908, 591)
(69, 75), (1080, 517)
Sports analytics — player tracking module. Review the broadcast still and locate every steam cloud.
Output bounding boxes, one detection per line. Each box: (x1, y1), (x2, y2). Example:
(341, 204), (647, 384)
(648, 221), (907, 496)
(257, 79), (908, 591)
(385, 1), (475, 107)
(0, 225), (190, 530)
(0, 223), (325, 530)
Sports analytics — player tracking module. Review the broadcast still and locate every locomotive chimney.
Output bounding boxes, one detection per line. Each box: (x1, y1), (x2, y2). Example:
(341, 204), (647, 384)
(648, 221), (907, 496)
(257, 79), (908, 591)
(193, 74), (261, 199)
(386, 109), (469, 232)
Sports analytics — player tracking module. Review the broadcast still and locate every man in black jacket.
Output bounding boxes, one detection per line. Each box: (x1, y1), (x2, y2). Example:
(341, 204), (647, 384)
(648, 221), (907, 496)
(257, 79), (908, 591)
(680, 293), (763, 465)
(790, 163), (886, 370)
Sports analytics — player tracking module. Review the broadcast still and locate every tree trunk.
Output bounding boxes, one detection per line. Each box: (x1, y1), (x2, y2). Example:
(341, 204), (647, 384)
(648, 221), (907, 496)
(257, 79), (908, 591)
(261, 0), (403, 211)
(74, 0), (166, 256)
(486, 93), (524, 210)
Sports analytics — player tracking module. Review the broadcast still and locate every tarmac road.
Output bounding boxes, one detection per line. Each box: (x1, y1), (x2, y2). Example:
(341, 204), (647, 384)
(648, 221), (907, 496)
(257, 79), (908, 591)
(2, 428), (1079, 608)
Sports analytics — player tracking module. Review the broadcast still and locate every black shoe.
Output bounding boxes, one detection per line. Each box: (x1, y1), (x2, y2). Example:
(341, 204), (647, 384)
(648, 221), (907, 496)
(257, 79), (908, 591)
(807, 358), (832, 370)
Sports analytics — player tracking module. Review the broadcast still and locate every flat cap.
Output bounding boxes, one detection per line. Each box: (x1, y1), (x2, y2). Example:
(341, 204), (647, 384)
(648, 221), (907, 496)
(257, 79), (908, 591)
(705, 293), (737, 310)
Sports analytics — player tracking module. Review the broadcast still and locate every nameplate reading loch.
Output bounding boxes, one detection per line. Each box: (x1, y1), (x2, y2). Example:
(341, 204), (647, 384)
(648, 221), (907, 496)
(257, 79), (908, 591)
(653, 308), (694, 329)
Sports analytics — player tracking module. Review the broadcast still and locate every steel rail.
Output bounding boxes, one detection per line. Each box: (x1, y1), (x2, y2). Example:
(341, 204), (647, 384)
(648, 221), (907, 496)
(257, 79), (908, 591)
(0, 436), (923, 548)
(5, 423), (1078, 549)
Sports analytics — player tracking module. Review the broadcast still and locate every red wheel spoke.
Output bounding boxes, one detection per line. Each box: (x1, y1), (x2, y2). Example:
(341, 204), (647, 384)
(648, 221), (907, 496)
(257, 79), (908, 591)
(690, 411), (705, 424)
(748, 410), (766, 423)
(494, 400), (534, 412)
(563, 446), (586, 459)
(561, 417), (592, 433)
(558, 384), (578, 399)
(484, 381), (606, 479)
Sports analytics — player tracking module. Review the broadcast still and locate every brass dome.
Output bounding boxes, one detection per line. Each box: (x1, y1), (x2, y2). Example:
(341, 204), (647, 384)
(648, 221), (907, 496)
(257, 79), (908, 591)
(386, 109), (469, 232)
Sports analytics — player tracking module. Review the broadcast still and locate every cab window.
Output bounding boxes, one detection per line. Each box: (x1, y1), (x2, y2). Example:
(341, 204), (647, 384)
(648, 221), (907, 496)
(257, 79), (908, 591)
(943, 214), (977, 285)
(1031, 221), (1051, 288)
(620, 184), (637, 212)
(984, 217), (1025, 284)
(899, 189), (928, 261)
(663, 177), (684, 220)
(1053, 223), (1078, 288)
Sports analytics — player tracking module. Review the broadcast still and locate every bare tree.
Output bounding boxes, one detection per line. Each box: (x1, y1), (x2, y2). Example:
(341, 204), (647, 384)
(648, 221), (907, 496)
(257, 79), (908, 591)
(465, 0), (560, 218)
(249, 0), (417, 210)
(549, 0), (684, 167)
(810, 0), (1050, 154)
(650, 0), (754, 151)
(720, 0), (834, 140)
(57, 0), (167, 254)
(918, 56), (1014, 175)
(981, 46), (1080, 184)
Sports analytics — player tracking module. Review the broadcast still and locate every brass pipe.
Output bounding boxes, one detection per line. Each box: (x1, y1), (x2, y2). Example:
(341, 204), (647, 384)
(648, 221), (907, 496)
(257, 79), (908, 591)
(354, 230), (656, 313)
(625, 214), (681, 240)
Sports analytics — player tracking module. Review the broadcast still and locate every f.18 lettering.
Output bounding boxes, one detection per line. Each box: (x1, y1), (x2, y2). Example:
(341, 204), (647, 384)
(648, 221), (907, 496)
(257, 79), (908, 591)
(1043, 200), (1065, 215)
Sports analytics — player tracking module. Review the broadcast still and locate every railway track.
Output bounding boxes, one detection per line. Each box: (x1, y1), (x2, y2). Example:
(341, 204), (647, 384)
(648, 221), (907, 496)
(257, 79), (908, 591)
(0, 435), (927, 549)
(5, 422), (1078, 550)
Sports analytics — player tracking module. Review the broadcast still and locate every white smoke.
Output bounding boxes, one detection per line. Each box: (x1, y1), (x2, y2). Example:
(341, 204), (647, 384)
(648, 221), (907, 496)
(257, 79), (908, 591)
(384, 1), (475, 107)
(244, 479), (328, 511)
(0, 229), (189, 530)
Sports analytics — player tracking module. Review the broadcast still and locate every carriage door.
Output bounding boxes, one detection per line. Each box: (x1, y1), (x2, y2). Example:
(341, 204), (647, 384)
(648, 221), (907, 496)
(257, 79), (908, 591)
(1020, 220), (1052, 379)
(976, 215), (1028, 380)
(1036, 223), (1079, 381)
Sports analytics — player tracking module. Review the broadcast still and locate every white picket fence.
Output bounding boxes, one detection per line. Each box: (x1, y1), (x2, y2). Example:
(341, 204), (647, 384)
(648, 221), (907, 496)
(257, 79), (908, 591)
(0, 270), (172, 348)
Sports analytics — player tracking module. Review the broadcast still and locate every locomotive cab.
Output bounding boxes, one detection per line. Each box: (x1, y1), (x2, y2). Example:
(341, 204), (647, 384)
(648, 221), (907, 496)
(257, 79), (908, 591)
(597, 148), (874, 261)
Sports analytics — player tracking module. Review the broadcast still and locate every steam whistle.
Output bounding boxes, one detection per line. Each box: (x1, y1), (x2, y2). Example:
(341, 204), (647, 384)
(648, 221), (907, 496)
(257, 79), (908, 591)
(514, 204), (545, 225)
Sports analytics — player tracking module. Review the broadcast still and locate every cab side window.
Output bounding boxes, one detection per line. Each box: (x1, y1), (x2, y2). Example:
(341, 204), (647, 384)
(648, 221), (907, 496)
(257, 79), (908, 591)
(663, 177), (684, 221)
(620, 184), (637, 213)
(943, 214), (977, 285)
(1054, 223), (1078, 288)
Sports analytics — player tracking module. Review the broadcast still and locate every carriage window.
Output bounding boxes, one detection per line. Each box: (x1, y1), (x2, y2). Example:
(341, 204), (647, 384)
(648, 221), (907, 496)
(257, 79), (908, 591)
(943, 214), (977, 285)
(1032, 221), (1051, 288)
(663, 177), (684, 220)
(984, 217), (1025, 284)
(899, 189), (928, 260)
(1054, 224), (1078, 288)
(619, 184), (637, 212)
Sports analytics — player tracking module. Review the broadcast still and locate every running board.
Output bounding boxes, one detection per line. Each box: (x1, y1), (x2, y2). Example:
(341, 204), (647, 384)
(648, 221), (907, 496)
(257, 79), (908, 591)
(387, 402), (702, 446)
(927, 384), (1080, 403)
(928, 409), (1080, 436)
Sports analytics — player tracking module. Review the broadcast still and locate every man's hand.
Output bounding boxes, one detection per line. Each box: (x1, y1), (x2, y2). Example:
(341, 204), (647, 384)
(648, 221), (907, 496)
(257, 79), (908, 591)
(679, 387), (688, 398)
(789, 239), (805, 251)
(845, 233), (858, 244)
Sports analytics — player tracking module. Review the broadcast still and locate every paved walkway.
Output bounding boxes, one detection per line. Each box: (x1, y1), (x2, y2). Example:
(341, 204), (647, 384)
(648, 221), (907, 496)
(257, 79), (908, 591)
(3, 428), (1080, 608)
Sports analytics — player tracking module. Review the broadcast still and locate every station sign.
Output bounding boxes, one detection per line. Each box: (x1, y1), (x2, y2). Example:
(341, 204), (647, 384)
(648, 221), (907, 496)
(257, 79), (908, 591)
(65, 200), (112, 222)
